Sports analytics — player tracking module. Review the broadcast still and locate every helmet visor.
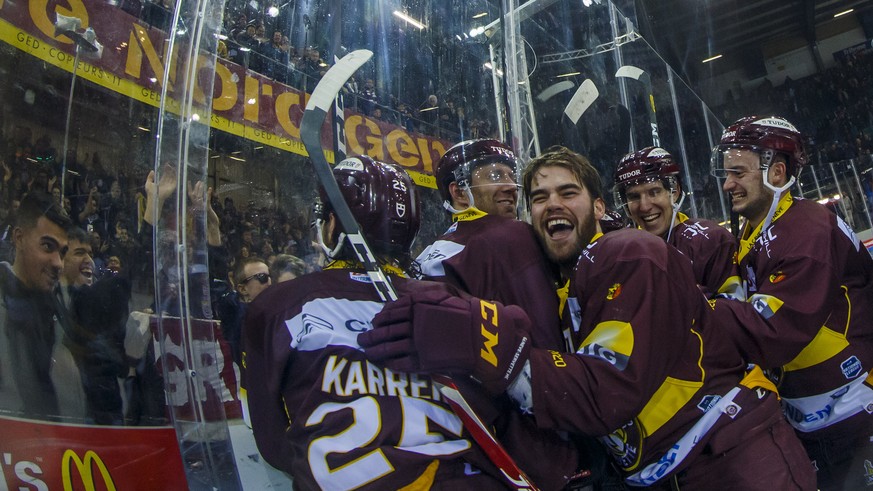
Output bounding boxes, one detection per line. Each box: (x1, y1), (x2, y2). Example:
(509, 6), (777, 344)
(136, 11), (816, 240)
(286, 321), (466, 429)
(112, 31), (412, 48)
(613, 176), (674, 208)
(710, 145), (772, 179)
(468, 162), (519, 189)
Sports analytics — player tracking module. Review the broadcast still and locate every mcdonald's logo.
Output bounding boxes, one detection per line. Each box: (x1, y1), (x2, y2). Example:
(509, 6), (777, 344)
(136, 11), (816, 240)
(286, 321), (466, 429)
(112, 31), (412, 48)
(62, 449), (117, 491)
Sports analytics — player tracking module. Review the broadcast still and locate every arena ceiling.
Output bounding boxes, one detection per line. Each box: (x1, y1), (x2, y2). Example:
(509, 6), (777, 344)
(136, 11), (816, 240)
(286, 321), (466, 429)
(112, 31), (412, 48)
(636, 0), (873, 82)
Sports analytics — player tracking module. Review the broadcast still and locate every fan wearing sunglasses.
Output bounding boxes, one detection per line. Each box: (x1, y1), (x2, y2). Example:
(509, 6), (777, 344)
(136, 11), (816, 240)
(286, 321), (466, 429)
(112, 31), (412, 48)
(235, 257), (271, 303)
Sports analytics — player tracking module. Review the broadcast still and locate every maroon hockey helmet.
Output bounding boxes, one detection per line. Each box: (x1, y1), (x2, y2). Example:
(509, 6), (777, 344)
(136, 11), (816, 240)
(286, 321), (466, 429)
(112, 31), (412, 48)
(599, 209), (628, 234)
(711, 116), (808, 178)
(612, 147), (680, 207)
(434, 139), (519, 203)
(318, 155), (421, 256)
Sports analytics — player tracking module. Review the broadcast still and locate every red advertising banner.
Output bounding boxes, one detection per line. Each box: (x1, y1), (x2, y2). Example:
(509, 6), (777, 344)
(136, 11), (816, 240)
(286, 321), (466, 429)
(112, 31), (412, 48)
(0, 0), (447, 187)
(0, 415), (187, 490)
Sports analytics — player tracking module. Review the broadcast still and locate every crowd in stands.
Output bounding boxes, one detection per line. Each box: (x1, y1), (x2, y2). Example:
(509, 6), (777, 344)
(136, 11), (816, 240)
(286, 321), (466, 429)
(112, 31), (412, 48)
(0, 124), (326, 301)
(718, 48), (873, 164)
(213, 9), (493, 142)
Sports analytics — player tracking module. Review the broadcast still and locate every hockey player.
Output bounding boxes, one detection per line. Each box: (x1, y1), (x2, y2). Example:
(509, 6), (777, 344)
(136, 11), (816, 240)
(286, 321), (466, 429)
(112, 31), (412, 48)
(612, 147), (742, 299)
(243, 156), (510, 489)
(361, 146), (816, 489)
(710, 116), (873, 489)
(418, 138), (563, 349)
(416, 139), (610, 489)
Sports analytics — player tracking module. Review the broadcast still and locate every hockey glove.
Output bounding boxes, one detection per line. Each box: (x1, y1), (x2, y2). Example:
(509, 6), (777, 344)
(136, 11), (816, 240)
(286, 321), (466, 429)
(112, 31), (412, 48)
(359, 287), (532, 395)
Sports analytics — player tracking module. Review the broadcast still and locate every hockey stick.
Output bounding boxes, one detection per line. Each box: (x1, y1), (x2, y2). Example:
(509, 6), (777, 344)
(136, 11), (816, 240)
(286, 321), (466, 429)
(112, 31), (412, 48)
(537, 80), (574, 103)
(299, 50), (538, 491)
(300, 50), (396, 302)
(563, 79), (599, 125)
(332, 55), (349, 163)
(616, 65), (660, 147)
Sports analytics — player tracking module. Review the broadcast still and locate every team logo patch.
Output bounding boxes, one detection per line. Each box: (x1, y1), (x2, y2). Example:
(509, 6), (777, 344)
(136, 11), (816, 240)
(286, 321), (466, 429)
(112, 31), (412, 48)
(601, 419), (643, 471)
(841, 356), (863, 379)
(697, 394), (721, 413)
(769, 271), (786, 283)
(607, 283), (622, 300)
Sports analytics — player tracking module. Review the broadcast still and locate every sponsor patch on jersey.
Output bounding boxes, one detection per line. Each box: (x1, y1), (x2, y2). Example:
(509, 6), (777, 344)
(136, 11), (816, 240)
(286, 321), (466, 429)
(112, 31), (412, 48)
(836, 215), (862, 251)
(348, 272), (372, 283)
(576, 321), (633, 371)
(842, 356), (863, 380)
(697, 394), (722, 413)
(750, 293), (783, 319)
(297, 314), (335, 343)
(768, 271), (786, 284)
(606, 283), (622, 300)
(288, 298), (383, 351)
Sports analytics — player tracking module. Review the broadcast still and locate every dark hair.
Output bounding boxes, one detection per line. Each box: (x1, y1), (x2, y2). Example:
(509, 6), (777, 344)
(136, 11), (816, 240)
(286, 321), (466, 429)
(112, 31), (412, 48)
(522, 146), (603, 207)
(66, 227), (90, 245)
(16, 191), (72, 231)
(270, 254), (306, 282)
(233, 256), (267, 286)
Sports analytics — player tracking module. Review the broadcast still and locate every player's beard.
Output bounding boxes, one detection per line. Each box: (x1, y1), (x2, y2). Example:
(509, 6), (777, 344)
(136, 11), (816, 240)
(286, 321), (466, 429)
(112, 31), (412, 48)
(542, 206), (598, 273)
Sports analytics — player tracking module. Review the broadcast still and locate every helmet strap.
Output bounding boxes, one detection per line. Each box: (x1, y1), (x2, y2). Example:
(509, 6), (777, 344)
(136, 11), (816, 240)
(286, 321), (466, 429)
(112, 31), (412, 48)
(760, 168), (796, 232)
(665, 187), (686, 243)
(315, 217), (346, 260)
(443, 184), (476, 214)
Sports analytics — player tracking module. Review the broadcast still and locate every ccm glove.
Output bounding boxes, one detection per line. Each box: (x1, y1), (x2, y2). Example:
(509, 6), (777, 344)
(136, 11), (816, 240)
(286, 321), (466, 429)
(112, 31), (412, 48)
(359, 286), (532, 395)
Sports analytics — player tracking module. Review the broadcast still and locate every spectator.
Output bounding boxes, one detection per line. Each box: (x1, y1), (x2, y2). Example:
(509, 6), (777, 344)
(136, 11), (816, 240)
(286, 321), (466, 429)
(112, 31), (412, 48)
(0, 192), (89, 421)
(269, 254), (305, 283)
(257, 30), (289, 82)
(359, 78), (377, 116)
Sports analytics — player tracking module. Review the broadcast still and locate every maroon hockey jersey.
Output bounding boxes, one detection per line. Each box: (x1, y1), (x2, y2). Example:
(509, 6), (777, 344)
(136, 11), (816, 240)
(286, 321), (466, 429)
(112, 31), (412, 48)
(417, 209), (563, 350)
(527, 228), (785, 485)
(715, 195), (873, 440)
(668, 213), (742, 299)
(416, 210), (583, 489)
(242, 268), (506, 490)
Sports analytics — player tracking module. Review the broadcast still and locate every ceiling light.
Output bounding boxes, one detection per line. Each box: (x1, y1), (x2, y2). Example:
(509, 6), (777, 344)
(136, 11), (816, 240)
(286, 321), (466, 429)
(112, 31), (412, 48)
(702, 54), (722, 63)
(393, 11), (426, 29)
(556, 71), (580, 78)
(472, 12), (488, 19)
(268, 6), (279, 17)
(834, 9), (853, 18)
